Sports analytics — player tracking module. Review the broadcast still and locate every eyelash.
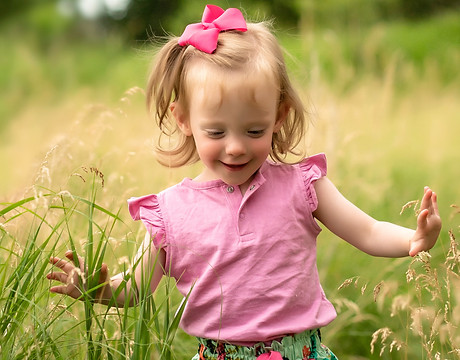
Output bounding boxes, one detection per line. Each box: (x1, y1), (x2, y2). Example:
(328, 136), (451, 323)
(206, 130), (224, 138)
(205, 129), (266, 138)
(247, 130), (265, 137)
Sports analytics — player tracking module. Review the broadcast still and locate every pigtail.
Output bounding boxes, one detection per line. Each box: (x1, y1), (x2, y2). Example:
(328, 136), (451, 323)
(146, 38), (200, 167)
(146, 39), (183, 133)
(271, 77), (306, 163)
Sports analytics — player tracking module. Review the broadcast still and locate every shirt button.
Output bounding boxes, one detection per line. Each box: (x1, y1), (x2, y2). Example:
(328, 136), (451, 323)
(249, 185), (255, 191)
(227, 186), (234, 193)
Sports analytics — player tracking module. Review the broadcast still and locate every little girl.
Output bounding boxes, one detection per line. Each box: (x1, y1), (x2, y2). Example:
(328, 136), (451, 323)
(47, 5), (441, 359)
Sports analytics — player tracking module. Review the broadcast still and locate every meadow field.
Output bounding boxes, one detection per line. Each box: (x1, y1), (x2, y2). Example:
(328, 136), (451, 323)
(1, 7), (459, 360)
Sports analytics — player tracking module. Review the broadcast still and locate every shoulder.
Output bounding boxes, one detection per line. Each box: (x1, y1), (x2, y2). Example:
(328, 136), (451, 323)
(263, 153), (327, 178)
(298, 153), (327, 177)
(263, 154), (327, 212)
(127, 178), (191, 224)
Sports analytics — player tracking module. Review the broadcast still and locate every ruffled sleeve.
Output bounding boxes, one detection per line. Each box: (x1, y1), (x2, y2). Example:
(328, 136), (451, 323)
(128, 194), (167, 248)
(298, 153), (327, 212)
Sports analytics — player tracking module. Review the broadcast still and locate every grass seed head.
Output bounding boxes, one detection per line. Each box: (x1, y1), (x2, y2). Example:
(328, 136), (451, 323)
(370, 327), (392, 355)
(338, 277), (354, 290)
(373, 281), (384, 302)
(406, 268), (416, 282)
(400, 200), (420, 215)
(391, 294), (411, 317)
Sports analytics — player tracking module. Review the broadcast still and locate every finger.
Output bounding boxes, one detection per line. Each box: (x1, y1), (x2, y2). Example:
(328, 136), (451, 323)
(50, 284), (82, 298)
(99, 263), (109, 283)
(65, 251), (86, 272)
(94, 263), (109, 302)
(47, 272), (69, 284)
(65, 250), (82, 264)
(417, 208), (429, 229)
(65, 249), (76, 260)
(49, 257), (76, 274)
(409, 243), (422, 257)
(50, 285), (68, 294)
(420, 187), (433, 210)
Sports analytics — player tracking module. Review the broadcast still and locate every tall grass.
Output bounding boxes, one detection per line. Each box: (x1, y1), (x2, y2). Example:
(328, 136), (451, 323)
(0, 170), (188, 359)
(1, 10), (459, 360)
(334, 207), (460, 359)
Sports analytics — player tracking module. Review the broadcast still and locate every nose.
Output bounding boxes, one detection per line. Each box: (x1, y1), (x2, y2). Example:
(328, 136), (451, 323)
(225, 135), (246, 157)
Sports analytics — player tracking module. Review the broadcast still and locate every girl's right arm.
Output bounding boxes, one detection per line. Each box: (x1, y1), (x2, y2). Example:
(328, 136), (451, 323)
(47, 232), (166, 307)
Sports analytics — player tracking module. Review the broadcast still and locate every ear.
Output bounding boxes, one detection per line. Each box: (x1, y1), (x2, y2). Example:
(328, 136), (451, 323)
(273, 102), (290, 133)
(170, 102), (192, 136)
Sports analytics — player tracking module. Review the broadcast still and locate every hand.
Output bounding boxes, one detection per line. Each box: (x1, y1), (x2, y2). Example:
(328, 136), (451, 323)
(47, 250), (109, 302)
(409, 187), (442, 257)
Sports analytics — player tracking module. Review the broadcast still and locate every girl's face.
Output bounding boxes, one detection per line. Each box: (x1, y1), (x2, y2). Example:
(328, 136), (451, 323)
(173, 69), (287, 194)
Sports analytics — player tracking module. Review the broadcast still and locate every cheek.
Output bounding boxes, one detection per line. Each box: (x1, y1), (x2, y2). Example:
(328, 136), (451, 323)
(253, 135), (273, 157)
(194, 137), (221, 160)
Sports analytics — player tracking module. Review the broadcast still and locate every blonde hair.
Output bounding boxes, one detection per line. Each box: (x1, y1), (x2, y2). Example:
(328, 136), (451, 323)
(146, 22), (307, 167)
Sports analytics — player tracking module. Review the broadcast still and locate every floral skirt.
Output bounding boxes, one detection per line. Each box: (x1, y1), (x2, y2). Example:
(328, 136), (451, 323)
(191, 329), (338, 360)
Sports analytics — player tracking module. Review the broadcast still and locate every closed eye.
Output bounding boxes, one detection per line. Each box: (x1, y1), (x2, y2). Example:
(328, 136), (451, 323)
(247, 129), (265, 137)
(205, 130), (225, 138)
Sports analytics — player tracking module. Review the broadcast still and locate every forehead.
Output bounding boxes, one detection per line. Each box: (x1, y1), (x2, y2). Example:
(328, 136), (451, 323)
(183, 61), (279, 110)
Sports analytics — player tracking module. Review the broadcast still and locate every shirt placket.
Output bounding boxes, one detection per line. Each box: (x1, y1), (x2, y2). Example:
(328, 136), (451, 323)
(223, 181), (261, 243)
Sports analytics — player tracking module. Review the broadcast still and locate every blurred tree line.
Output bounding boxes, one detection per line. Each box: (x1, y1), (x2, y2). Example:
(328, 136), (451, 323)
(1, 0), (459, 42)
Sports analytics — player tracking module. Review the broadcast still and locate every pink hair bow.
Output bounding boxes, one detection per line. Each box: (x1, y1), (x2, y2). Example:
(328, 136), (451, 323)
(178, 4), (247, 54)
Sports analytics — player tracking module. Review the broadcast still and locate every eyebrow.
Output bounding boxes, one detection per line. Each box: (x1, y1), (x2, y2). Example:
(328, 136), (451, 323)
(199, 116), (273, 130)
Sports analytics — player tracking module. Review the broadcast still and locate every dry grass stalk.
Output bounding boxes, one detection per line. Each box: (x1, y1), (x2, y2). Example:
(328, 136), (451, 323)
(351, 209), (460, 358)
(373, 281), (384, 302)
(371, 327), (404, 356)
(400, 199), (420, 215)
(337, 276), (361, 290)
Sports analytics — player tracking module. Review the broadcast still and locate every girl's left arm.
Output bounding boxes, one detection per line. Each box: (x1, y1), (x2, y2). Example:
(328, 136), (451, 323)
(313, 177), (442, 257)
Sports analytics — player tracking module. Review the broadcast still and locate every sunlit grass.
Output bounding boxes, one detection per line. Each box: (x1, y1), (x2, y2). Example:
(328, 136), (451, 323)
(0, 174), (190, 359)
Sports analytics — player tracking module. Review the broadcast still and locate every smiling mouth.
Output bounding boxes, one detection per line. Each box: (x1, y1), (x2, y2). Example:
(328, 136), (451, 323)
(221, 162), (248, 171)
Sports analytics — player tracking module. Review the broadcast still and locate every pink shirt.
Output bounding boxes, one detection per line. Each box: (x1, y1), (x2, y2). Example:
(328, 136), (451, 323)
(128, 153), (336, 345)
